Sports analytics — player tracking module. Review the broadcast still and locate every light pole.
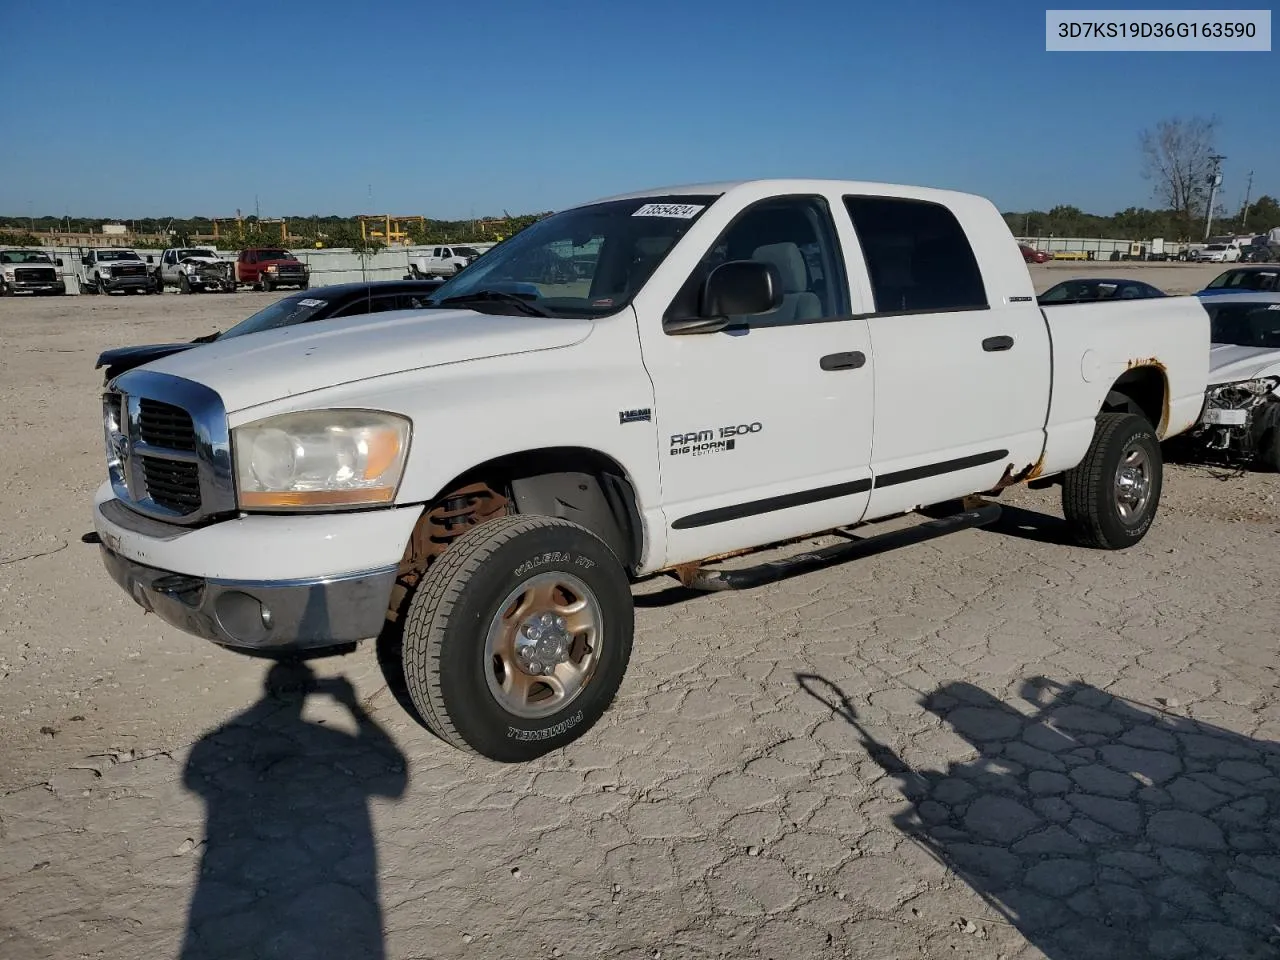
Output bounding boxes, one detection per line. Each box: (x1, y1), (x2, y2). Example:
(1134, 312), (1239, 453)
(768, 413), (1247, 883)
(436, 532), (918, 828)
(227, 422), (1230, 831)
(1204, 154), (1226, 240)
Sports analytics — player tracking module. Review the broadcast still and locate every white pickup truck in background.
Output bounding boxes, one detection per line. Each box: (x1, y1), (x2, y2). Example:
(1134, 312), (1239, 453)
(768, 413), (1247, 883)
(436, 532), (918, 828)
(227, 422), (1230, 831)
(77, 247), (155, 295)
(407, 244), (484, 278)
(154, 246), (236, 293)
(93, 178), (1209, 762)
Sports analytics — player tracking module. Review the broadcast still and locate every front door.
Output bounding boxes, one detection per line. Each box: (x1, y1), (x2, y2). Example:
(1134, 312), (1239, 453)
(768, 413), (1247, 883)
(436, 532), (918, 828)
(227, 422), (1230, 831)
(636, 194), (876, 568)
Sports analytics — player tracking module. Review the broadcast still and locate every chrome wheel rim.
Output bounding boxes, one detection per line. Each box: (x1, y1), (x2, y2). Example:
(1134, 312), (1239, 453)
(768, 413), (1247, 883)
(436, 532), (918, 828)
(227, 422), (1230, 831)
(483, 571), (603, 719)
(1114, 442), (1152, 523)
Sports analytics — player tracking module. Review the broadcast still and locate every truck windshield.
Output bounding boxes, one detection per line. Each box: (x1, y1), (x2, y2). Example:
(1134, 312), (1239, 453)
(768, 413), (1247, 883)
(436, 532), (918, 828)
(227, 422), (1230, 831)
(1208, 303), (1280, 348)
(0, 250), (53, 264)
(177, 249), (216, 259)
(256, 250), (290, 260)
(454, 246), (481, 258)
(97, 250), (140, 261)
(424, 195), (720, 318)
(217, 294), (330, 339)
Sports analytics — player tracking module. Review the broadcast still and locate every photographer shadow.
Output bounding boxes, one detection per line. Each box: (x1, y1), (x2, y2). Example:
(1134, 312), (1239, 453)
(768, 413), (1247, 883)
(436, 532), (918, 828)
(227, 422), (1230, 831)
(179, 661), (407, 960)
(797, 673), (1280, 960)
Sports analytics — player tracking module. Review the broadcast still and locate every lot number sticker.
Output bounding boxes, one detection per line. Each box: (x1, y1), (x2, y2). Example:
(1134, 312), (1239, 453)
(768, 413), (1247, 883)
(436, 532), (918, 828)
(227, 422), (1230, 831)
(633, 203), (704, 219)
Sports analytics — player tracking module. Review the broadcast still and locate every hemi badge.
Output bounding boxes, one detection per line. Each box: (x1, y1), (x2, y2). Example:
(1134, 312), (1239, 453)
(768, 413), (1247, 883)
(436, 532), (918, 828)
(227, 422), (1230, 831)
(1008, 295), (1033, 303)
(619, 408), (652, 424)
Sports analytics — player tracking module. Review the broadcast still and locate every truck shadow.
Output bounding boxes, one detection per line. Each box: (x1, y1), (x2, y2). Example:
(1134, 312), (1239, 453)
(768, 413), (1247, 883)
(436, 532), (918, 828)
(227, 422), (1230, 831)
(179, 661), (407, 960)
(795, 673), (1280, 960)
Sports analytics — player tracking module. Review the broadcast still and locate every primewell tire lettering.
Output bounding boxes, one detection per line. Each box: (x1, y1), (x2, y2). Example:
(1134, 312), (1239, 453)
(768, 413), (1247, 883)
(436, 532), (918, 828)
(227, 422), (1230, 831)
(507, 710), (584, 741)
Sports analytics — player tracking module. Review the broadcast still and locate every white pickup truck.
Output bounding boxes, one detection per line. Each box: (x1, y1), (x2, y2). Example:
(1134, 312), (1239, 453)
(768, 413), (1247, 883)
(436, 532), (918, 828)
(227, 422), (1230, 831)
(92, 179), (1209, 761)
(154, 246), (236, 294)
(78, 247), (155, 295)
(407, 244), (484, 278)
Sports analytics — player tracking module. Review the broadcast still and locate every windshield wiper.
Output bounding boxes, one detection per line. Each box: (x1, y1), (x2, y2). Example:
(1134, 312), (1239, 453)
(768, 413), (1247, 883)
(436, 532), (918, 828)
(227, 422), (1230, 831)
(432, 290), (551, 317)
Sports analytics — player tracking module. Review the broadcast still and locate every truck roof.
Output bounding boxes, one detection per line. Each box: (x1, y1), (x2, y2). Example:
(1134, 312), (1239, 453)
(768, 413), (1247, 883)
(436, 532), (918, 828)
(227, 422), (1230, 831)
(586, 178), (993, 209)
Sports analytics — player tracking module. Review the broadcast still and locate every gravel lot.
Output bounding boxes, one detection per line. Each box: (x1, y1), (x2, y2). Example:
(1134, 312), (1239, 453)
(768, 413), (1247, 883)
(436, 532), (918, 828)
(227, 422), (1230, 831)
(1, 263), (1278, 960)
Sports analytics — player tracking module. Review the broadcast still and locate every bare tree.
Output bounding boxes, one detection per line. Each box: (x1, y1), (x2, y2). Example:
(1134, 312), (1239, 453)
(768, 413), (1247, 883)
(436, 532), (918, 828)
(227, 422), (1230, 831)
(1139, 116), (1220, 241)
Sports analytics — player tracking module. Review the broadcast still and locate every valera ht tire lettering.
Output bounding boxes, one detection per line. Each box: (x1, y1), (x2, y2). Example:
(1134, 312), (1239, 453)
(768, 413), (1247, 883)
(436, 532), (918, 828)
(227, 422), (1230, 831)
(401, 516), (633, 762)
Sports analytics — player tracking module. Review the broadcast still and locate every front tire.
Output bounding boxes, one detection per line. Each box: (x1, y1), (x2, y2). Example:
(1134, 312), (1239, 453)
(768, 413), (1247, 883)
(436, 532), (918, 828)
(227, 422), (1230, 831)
(1062, 412), (1162, 549)
(402, 515), (633, 762)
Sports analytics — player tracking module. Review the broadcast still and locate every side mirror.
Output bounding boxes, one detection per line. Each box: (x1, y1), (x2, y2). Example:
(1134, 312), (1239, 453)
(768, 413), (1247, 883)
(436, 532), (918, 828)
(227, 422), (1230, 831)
(55, 258), (64, 267)
(82, 256), (91, 266)
(665, 260), (782, 335)
(146, 255), (154, 263)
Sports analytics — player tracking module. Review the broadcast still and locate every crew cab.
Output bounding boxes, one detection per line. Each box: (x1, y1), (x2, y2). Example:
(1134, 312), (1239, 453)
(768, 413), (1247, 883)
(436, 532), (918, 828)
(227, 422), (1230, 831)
(91, 179), (1209, 763)
(234, 248), (309, 291)
(155, 247), (236, 294)
(0, 248), (66, 295)
(407, 244), (483, 278)
(78, 247), (154, 295)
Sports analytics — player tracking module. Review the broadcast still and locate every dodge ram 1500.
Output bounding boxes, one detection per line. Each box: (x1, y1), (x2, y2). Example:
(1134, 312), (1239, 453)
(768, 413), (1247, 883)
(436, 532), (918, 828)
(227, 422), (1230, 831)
(92, 179), (1210, 762)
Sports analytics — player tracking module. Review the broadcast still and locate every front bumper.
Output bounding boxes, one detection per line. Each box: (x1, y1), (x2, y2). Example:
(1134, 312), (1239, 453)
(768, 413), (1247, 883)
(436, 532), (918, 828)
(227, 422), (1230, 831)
(103, 275), (152, 291)
(100, 545), (396, 651)
(9, 279), (66, 294)
(92, 484), (422, 651)
(264, 271), (309, 285)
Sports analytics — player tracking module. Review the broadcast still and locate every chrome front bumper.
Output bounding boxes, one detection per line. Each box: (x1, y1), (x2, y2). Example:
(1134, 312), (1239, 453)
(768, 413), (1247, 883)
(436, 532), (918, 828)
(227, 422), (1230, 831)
(100, 546), (397, 653)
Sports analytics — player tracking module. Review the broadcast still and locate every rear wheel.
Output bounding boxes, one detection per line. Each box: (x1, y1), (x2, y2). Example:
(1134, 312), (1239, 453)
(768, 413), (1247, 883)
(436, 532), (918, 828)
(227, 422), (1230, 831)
(401, 515), (633, 762)
(1062, 413), (1162, 549)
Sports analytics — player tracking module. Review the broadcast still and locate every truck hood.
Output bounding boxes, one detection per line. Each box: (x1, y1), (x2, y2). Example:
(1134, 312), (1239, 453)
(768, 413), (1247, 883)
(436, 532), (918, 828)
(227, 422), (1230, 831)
(138, 307), (593, 412)
(179, 255), (225, 266)
(1208, 343), (1280, 385)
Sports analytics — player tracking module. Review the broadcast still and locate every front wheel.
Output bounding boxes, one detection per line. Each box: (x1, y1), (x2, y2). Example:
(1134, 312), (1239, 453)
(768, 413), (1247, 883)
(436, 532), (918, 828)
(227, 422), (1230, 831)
(262, 276), (273, 292)
(1062, 412), (1162, 549)
(179, 274), (192, 294)
(402, 515), (634, 762)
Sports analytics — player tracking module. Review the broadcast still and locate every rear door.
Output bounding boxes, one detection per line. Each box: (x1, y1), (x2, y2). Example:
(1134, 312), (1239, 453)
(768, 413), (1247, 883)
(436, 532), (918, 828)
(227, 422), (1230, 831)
(839, 195), (1051, 517)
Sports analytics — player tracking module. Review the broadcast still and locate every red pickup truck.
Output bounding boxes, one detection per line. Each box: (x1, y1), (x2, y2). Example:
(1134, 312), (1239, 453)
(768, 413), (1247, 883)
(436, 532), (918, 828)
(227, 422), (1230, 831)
(234, 248), (310, 291)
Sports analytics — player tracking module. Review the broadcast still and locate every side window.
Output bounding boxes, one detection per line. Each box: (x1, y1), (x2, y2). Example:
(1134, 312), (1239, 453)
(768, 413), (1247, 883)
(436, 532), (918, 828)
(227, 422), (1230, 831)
(331, 296), (372, 319)
(666, 195), (849, 327)
(431, 248), (441, 258)
(843, 196), (987, 314)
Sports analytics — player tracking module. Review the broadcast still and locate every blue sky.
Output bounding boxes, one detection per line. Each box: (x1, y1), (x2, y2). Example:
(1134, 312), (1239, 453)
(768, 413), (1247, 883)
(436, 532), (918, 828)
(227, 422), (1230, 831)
(0, 0), (1274, 219)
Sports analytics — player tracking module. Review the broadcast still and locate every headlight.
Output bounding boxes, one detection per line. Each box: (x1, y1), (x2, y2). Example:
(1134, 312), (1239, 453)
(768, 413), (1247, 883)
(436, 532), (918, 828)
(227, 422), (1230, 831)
(267, 264), (279, 272)
(2, 269), (14, 281)
(233, 409), (411, 510)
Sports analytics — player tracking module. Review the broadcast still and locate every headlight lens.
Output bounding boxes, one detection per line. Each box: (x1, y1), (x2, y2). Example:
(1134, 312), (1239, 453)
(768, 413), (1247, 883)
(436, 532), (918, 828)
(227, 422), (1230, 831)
(233, 409), (411, 510)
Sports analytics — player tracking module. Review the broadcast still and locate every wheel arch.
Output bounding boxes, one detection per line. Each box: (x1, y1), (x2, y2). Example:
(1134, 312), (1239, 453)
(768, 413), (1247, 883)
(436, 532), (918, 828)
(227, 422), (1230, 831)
(1104, 363), (1169, 437)
(427, 446), (645, 572)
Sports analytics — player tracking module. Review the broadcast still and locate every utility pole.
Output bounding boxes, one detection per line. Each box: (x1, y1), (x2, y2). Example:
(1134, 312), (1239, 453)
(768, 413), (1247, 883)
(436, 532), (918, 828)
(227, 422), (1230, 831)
(1240, 169), (1254, 232)
(1204, 154), (1226, 240)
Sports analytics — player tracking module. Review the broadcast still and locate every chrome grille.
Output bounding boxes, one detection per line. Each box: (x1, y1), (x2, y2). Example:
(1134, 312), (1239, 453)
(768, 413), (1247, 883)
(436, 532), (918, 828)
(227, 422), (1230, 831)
(139, 399), (197, 451)
(103, 370), (235, 526)
(140, 458), (202, 513)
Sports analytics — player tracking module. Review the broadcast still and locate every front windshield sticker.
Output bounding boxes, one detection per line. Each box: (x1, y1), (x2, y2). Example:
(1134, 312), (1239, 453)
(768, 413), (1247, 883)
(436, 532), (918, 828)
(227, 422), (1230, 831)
(297, 298), (327, 307)
(632, 202), (705, 219)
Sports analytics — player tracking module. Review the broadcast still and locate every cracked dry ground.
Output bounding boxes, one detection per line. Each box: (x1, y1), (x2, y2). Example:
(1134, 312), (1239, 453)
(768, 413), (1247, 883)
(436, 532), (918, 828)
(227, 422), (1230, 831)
(2, 475), (1279, 960)
(1, 279), (1278, 960)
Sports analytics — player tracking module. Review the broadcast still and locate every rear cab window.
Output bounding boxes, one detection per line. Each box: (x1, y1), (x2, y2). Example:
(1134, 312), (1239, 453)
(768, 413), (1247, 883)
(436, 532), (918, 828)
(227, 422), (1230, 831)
(843, 196), (988, 314)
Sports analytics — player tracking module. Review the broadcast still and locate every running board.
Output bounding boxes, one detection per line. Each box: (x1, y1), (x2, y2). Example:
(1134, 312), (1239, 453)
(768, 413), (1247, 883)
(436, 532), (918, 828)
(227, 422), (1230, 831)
(674, 502), (1003, 592)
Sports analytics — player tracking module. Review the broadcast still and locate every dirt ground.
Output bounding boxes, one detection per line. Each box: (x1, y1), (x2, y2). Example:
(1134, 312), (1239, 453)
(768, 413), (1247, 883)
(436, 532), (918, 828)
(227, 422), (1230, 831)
(1, 264), (1277, 960)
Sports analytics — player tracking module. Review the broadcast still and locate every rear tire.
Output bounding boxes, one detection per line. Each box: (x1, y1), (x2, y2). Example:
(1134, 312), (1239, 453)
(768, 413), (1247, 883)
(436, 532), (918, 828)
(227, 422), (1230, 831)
(1062, 413), (1162, 549)
(401, 515), (633, 762)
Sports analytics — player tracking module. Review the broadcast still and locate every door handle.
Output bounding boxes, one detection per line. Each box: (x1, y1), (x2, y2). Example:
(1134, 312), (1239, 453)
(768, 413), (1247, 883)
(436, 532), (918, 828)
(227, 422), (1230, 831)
(820, 351), (866, 371)
(982, 335), (1014, 352)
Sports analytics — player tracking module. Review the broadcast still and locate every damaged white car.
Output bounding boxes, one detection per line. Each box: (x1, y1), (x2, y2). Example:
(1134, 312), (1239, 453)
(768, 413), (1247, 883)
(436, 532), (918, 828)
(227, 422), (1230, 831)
(155, 247), (236, 294)
(1182, 291), (1280, 470)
